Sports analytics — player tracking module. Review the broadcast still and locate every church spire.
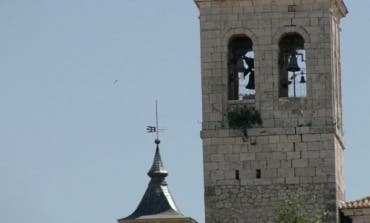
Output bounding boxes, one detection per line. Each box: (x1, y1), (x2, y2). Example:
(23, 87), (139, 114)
(118, 102), (197, 223)
(118, 140), (184, 221)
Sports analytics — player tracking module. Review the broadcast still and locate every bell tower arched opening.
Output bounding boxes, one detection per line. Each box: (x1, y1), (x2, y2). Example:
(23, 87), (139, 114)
(278, 33), (306, 98)
(227, 35), (255, 100)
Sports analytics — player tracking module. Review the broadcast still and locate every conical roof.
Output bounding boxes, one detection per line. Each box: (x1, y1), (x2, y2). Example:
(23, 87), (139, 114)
(119, 140), (186, 221)
(147, 142), (168, 178)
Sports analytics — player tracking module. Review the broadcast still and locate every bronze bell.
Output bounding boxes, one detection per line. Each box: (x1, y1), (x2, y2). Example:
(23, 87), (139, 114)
(245, 71), (255, 90)
(300, 75), (306, 83)
(287, 53), (300, 72)
(236, 57), (245, 73)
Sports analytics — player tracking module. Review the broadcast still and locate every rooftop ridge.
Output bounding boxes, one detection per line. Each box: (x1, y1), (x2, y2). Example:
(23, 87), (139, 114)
(340, 196), (370, 209)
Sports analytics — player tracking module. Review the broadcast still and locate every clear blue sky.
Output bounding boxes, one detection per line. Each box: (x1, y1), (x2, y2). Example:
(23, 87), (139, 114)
(0, 1), (369, 223)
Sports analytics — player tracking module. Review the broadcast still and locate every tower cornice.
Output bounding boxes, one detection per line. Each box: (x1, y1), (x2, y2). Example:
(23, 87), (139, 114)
(194, 0), (348, 16)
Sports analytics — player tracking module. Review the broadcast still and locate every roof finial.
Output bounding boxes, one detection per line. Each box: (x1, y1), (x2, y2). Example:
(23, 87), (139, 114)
(145, 100), (168, 179)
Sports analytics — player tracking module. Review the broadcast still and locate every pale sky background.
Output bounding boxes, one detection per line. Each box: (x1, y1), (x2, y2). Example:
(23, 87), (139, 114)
(0, 1), (369, 223)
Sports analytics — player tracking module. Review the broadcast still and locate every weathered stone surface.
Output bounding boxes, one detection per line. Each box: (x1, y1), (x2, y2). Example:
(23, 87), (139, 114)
(195, 0), (347, 222)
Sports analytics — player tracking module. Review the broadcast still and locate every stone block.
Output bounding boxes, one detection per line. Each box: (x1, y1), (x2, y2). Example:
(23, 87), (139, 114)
(287, 152), (301, 159)
(300, 177), (313, 183)
(295, 167), (316, 177)
(292, 159), (308, 168)
(313, 176), (328, 183)
(302, 134), (322, 142)
(308, 158), (326, 167)
(287, 135), (301, 143)
(277, 143), (294, 152)
(211, 170), (224, 180)
(259, 168), (277, 178)
(268, 160), (281, 168)
(252, 160), (268, 169)
(278, 168), (295, 177)
(281, 160), (292, 168)
(204, 162), (219, 170)
(256, 152), (271, 160)
(225, 154), (239, 162)
(301, 151), (320, 159)
(286, 177), (300, 184)
(272, 152), (287, 160)
(240, 153), (255, 161)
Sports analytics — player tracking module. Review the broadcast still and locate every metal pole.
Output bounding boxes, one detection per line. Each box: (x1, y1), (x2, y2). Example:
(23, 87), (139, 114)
(155, 100), (159, 141)
(293, 72), (296, 97)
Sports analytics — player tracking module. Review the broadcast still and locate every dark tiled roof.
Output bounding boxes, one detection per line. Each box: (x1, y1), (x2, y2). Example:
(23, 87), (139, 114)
(119, 142), (187, 221)
(340, 196), (370, 209)
(147, 143), (168, 178)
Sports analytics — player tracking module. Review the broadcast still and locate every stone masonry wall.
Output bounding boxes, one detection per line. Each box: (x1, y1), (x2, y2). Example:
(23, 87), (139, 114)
(202, 130), (344, 222)
(195, 0), (347, 222)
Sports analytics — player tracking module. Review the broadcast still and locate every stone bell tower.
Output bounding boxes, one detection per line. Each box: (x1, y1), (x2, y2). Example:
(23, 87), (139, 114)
(194, 0), (347, 222)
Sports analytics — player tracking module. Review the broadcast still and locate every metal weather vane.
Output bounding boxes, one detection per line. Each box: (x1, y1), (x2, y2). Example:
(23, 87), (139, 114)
(146, 100), (165, 144)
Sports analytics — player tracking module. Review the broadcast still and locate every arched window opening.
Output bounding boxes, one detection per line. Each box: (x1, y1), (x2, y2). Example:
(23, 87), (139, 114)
(228, 36), (255, 100)
(278, 33), (306, 98)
